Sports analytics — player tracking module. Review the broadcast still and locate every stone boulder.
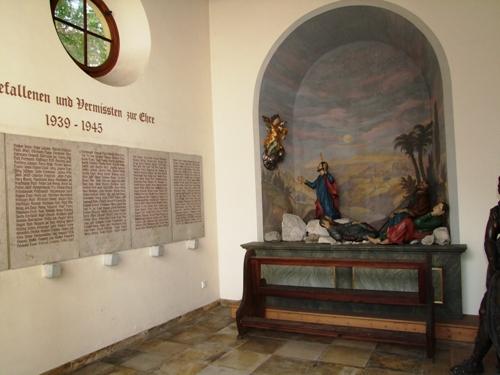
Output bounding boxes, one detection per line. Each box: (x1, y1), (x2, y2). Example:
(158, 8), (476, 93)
(282, 213), (307, 242)
(434, 227), (450, 245)
(306, 219), (330, 237)
(421, 234), (435, 245)
(304, 233), (320, 243)
(264, 231), (281, 242)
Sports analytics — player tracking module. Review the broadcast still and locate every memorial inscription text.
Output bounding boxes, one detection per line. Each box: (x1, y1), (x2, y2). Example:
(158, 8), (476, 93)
(173, 159), (202, 225)
(14, 144), (74, 247)
(81, 151), (127, 235)
(133, 155), (169, 230)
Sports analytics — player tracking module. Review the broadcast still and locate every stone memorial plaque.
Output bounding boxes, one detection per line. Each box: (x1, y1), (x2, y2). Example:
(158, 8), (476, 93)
(77, 143), (132, 256)
(170, 153), (205, 241)
(129, 149), (172, 248)
(0, 134), (8, 270)
(5, 134), (79, 268)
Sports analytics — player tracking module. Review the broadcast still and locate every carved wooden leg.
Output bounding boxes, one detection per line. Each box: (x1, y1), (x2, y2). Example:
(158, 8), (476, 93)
(425, 254), (435, 358)
(256, 278), (267, 317)
(236, 249), (256, 337)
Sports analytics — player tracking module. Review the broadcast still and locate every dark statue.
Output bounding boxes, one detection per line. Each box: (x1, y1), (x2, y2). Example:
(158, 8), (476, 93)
(450, 177), (500, 375)
(320, 217), (378, 242)
(262, 114), (288, 170)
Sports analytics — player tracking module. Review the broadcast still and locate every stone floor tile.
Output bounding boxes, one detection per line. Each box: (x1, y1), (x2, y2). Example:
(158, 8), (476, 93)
(168, 326), (214, 345)
(120, 352), (166, 372)
(306, 361), (363, 375)
(195, 333), (247, 352)
(66, 303), (500, 375)
(246, 328), (304, 341)
(319, 343), (374, 367)
(73, 360), (151, 375)
(135, 340), (188, 359)
(134, 339), (165, 352)
(152, 329), (176, 340)
(101, 349), (143, 366)
(245, 329), (334, 344)
(274, 339), (327, 360)
(71, 361), (117, 375)
(106, 367), (142, 375)
(375, 343), (426, 359)
(170, 346), (224, 363)
(195, 313), (235, 331)
(367, 351), (422, 373)
(331, 338), (377, 350)
(291, 334), (335, 344)
(160, 322), (196, 337)
(153, 359), (207, 375)
(421, 362), (451, 375)
(212, 349), (270, 372)
(252, 355), (312, 374)
(197, 365), (251, 375)
(217, 322), (238, 335)
(237, 336), (284, 354)
(362, 369), (416, 375)
(421, 347), (451, 375)
(207, 305), (231, 316)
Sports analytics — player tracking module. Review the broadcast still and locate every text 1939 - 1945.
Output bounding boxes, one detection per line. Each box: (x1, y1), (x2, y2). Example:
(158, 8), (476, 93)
(45, 114), (103, 134)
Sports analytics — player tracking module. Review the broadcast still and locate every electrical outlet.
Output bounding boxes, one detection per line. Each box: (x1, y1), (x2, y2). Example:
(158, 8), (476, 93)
(201, 280), (207, 289)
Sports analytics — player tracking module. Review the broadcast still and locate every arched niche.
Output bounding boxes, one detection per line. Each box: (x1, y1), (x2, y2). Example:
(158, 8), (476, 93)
(255, 2), (458, 239)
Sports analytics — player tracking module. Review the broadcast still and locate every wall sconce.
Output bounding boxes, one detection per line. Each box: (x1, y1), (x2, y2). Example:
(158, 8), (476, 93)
(149, 245), (163, 257)
(185, 239), (198, 250)
(42, 263), (62, 279)
(103, 253), (119, 266)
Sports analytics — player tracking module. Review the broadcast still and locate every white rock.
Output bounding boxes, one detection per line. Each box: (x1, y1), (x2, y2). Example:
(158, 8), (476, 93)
(434, 227), (450, 245)
(421, 234), (435, 245)
(306, 219), (330, 237)
(264, 231), (281, 242)
(304, 233), (320, 243)
(282, 213), (307, 241)
(318, 236), (337, 244)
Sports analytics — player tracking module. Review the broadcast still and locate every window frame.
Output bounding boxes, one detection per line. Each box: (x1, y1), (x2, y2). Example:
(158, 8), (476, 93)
(50, 0), (120, 77)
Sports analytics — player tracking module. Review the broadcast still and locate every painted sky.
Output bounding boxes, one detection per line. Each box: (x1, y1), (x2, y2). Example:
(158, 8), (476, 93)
(293, 41), (432, 173)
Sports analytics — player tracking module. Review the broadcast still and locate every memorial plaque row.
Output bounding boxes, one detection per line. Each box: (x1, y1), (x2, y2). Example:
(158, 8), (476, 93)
(0, 134), (204, 270)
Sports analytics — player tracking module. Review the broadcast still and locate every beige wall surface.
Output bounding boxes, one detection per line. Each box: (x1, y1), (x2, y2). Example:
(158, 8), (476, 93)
(209, 0), (500, 314)
(1, 0), (500, 373)
(0, 1), (218, 374)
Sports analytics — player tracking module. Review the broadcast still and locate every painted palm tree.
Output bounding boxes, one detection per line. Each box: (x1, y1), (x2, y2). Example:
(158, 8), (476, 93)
(400, 175), (417, 198)
(394, 132), (421, 183)
(413, 122), (433, 181)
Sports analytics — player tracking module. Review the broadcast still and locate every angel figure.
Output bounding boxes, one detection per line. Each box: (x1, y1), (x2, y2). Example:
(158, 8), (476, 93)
(262, 114), (288, 170)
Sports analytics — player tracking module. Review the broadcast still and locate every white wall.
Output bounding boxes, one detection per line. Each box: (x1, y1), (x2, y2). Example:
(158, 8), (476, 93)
(0, 1), (218, 374)
(210, 0), (500, 314)
(1, 0), (499, 373)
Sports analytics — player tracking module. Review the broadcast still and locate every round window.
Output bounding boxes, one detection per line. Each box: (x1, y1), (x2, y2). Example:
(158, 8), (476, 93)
(51, 0), (119, 77)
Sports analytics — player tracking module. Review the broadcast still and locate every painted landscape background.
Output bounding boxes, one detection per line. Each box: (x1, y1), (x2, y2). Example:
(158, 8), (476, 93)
(260, 26), (448, 232)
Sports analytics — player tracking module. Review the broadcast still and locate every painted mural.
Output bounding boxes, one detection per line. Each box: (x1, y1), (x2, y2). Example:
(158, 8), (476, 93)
(259, 7), (448, 233)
